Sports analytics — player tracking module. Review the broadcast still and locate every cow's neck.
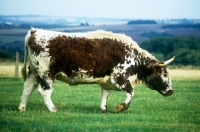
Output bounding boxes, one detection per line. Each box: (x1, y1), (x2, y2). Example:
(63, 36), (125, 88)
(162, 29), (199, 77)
(131, 49), (158, 83)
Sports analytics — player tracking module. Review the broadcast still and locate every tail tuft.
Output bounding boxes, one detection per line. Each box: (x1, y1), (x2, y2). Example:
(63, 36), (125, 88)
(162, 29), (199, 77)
(21, 66), (27, 81)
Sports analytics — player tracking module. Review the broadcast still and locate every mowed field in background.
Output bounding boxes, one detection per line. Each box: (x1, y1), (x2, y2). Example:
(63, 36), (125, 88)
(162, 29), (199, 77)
(0, 63), (200, 131)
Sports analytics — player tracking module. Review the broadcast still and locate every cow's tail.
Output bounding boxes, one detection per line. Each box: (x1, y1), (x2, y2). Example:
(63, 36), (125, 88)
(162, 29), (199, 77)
(21, 30), (31, 81)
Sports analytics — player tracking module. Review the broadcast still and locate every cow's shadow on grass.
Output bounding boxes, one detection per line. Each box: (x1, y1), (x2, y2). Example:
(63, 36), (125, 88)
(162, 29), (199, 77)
(60, 104), (121, 114)
(0, 104), (20, 112)
(1, 102), (122, 114)
(59, 103), (101, 113)
(3, 105), (128, 115)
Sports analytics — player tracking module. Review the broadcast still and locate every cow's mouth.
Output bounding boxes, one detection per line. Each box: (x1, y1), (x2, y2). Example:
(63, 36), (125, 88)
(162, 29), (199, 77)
(162, 89), (174, 97)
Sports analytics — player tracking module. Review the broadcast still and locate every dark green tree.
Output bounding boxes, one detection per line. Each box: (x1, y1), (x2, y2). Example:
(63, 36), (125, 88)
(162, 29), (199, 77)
(140, 36), (200, 65)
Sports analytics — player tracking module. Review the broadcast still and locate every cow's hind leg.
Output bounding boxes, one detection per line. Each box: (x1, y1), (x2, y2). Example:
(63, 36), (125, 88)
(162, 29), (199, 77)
(18, 74), (38, 111)
(115, 90), (134, 113)
(100, 88), (110, 112)
(37, 78), (57, 112)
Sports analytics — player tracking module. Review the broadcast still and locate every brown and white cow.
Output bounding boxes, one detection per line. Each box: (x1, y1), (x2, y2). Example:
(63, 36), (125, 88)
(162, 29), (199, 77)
(18, 28), (174, 113)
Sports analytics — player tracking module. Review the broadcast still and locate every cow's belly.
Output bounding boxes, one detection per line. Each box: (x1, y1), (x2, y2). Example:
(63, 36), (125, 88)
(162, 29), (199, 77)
(55, 72), (121, 91)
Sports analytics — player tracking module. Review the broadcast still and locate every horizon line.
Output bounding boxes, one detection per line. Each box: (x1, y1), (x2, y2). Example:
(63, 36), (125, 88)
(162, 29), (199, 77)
(0, 14), (200, 20)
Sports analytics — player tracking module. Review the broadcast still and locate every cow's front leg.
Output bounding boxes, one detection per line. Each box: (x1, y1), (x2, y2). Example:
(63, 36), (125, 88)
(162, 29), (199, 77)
(38, 82), (57, 112)
(115, 90), (134, 113)
(100, 88), (110, 113)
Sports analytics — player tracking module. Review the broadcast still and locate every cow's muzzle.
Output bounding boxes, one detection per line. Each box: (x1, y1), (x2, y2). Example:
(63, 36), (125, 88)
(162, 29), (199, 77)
(163, 89), (174, 97)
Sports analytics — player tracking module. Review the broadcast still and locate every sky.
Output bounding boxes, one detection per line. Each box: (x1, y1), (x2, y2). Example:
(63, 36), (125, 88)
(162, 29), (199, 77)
(0, 0), (200, 19)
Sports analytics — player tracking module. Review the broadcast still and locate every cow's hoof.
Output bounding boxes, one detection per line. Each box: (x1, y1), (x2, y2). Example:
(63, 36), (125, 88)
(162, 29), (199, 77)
(115, 103), (126, 113)
(50, 110), (57, 112)
(101, 109), (107, 113)
(49, 107), (57, 112)
(18, 104), (26, 112)
(18, 107), (26, 112)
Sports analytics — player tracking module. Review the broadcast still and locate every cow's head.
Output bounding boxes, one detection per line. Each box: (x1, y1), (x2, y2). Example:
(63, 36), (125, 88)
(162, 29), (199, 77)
(145, 56), (175, 97)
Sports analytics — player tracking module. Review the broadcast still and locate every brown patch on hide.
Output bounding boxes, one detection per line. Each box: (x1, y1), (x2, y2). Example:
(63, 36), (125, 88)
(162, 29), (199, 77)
(28, 30), (44, 56)
(123, 80), (133, 93)
(131, 53), (158, 81)
(115, 74), (126, 86)
(31, 30), (36, 35)
(47, 36), (126, 77)
(113, 72), (133, 93)
(36, 75), (52, 90)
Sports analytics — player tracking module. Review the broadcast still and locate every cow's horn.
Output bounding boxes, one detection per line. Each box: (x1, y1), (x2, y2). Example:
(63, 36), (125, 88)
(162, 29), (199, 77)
(158, 56), (175, 66)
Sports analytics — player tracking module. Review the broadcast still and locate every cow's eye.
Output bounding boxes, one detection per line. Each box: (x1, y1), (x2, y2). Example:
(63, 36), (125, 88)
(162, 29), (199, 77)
(164, 73), (168, 78)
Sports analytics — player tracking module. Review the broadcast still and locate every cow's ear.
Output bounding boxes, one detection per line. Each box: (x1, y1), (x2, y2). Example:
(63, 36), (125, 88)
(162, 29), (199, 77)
(152, 56), (175, 74)
(152, 62), (163, 74)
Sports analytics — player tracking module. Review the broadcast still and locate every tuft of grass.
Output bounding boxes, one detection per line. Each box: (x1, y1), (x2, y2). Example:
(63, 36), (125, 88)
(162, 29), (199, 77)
(0, 77), (200, 132)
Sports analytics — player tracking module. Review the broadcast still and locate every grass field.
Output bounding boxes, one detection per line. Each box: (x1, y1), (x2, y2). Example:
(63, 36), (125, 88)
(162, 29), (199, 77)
(0, 64), (200, 131)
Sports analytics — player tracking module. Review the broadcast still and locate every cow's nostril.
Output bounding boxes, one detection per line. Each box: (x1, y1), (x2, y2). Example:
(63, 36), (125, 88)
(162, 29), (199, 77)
(168, 89), (174, 95)
(164, 89), (174, 97)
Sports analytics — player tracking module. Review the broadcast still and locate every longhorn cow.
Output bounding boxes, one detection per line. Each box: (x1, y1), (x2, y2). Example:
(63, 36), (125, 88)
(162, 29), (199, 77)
(18, 28), (174, 113)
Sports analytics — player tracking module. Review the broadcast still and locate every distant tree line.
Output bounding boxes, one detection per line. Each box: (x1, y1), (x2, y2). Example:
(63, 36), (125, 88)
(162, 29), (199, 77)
(0, 41), (24, 61)
(141, 31), (172, 37)
(140, 36), (200, 65)
(127, 20), (157, 25)
(162, 24), (200, 29)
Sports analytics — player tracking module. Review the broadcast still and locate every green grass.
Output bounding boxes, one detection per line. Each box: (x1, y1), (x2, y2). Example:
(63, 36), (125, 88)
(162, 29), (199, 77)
(0, 77), (200, 132)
